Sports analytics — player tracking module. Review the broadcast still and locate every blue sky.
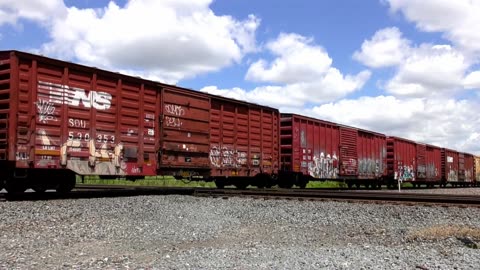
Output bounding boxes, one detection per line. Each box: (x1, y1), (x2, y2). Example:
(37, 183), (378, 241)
(1, 0), (480, 154)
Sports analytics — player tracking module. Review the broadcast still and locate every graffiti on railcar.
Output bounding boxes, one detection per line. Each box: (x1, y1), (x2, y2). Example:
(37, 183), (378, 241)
(210, 144), (248, 168)
(358, 158), (382, 177)
(447, 167), (458, 181)
(164, 104), (185, 128)
(341, 158), (357, 175)
(394, 163), (415, 181)
(465, 170), (473, 182)
(164, 116), (183, 127)
(307, 152), (339, 179)
(425, 163), (439, 178)
(33, 128), (132, 175)
(417, 165), (426, 178)
(36, 99), (57, 123)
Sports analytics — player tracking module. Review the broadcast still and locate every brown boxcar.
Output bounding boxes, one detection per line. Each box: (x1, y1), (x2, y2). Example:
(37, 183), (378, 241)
(386, 136), (417, 185)
(0, 50), (167, 192)
(280, 113), (386, 188)
(206, 95), (279, 188)
(0, 50), (280, 192)
(441, 148), (459, 185)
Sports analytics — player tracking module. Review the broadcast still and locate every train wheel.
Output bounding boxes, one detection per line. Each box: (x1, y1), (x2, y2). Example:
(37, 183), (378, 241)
(235, 183), (248, 190)
(56, 173), (76, 194)
(278, 183), (293, 189)
(215, 180), (225, 189)
(32, 186), (47, 193)
(5, 180), (27, 194)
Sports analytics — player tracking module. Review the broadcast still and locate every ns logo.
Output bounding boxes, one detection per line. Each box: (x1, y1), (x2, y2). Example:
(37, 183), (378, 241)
(39, 81), (112, 110)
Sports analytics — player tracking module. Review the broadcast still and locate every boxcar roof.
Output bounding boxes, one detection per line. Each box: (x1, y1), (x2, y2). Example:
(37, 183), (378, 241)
(281, 113), (386, 137)
(2, 50), (278, 112)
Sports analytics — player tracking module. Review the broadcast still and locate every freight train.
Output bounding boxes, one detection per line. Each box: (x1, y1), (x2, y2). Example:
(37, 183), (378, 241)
(0, 50), (478, 193)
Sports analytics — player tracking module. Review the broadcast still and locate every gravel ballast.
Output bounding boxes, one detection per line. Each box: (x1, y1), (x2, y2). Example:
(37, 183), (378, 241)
(1, 188), (480, 269)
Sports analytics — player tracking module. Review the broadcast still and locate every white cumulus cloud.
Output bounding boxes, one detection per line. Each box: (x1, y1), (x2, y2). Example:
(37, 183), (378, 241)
(386, 0), (480, 56)
(0, 0), (66, 26)
(353, 27), (411, 68)
(463, 70), (480, 90)
(310, 96), (480, 154)
(0, 0), (259, 84)
(384, 44), (468, 97)
(203, 33), (371, 108)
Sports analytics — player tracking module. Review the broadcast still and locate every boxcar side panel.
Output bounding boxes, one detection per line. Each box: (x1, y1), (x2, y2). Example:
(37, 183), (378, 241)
(279, 115), (293, 171)
(442, 148), (459, 182)
(160, 86), (211, 177)
(387, 137), (417, 182)
(339, 126), (358, 177)
(210, 98), (279, 177)
(416, 144), (426, 180)
(12, 54), (161, 176)
(0, 52), (13, 163)
(459, 153), (474, 182)
(357, 131), (386, 179)
(425, 144), (442, 182)
(290, 115), (341, 179)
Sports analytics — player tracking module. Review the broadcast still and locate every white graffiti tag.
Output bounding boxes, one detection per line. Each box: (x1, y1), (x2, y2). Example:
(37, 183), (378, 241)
(165, 116), (182, 128)
(308, 152), (339, 179)
(164, 104), (185, 128)
(164, 104), (185, 116)
(210, 145), (247, 168)
(394, 164), (415, 181)
(36, 99), (57, 123)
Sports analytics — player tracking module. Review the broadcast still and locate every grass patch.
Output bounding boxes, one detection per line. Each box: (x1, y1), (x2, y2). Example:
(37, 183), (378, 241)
(306, 181), (347, 188)
(77, 175), (216, 188)
(407, 224), (480, 242)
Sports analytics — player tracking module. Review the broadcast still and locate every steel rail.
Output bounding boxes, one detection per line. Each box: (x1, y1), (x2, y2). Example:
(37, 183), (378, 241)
(193, 189), (480, 207)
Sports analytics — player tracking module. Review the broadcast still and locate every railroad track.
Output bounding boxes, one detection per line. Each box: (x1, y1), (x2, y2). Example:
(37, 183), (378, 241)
(0, 186), (198, 201)
(2, 185), (480, 207)
(193, 189), (480, 207)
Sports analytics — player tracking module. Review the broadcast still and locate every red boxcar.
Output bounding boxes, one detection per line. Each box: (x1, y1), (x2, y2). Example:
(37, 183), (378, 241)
(0, 50), (279, 192)
(206, 95), (279, 188)
(0, 50), (174, 192)
(280, 114), (386, 188)
(160, 90), (280, 186)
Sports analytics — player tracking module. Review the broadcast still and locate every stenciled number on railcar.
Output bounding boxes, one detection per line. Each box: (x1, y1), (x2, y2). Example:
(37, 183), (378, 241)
(67, 131), (115, 143)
